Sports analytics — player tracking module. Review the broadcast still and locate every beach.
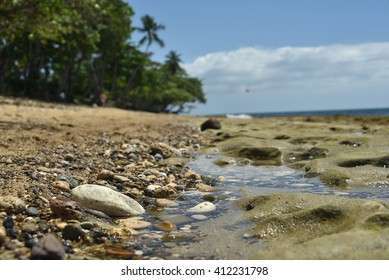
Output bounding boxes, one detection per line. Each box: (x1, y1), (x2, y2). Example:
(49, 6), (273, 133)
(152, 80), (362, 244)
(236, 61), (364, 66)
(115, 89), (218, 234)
(1, 97), (389, 259)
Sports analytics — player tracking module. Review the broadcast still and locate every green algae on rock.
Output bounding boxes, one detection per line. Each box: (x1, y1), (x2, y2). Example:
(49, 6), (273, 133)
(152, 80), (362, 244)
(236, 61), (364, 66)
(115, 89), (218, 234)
(237, 193), (389, 259)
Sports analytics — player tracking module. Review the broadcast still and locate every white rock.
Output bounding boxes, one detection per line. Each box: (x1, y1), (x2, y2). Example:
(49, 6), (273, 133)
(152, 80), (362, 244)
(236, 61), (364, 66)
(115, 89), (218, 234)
(71, 184), (145, 216)
(191, 214), (208, 220)
(188, 202), (216, 213)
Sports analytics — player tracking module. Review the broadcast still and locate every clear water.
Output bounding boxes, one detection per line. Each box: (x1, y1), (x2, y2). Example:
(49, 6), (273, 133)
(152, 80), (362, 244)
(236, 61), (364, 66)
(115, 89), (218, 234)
(130, 154), (389, 259)
(187, 154), (389, 202)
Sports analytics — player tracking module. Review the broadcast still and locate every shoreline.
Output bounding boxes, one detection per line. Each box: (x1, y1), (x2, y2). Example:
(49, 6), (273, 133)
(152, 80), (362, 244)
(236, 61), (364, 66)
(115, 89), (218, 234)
(1, 97), (389, 259)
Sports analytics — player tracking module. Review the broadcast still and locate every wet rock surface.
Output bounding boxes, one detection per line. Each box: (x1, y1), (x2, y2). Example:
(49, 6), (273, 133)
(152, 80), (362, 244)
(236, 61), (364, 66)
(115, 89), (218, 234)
(199, 115), (389, 259)
(237, 193), (389, 259)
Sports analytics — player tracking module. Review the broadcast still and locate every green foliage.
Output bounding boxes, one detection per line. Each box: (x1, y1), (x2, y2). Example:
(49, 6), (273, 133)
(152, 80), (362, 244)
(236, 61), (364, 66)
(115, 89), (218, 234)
(0, 0), (206, 113)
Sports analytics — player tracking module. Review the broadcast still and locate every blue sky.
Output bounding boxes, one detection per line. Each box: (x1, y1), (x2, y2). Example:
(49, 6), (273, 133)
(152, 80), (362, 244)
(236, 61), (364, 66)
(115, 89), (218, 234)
(127, 0), (389, 115)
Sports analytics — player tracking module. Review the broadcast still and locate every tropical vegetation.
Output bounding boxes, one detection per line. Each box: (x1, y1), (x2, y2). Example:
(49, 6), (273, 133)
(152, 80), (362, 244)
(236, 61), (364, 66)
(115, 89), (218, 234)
(0, 0), (206, 113)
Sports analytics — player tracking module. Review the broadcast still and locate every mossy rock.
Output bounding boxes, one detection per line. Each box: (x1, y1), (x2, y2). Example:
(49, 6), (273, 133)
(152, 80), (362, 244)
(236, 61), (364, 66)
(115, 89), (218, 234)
(236, 193), (389, 259)
(319, 169), (349, 188)
(235, 146), (281, 160)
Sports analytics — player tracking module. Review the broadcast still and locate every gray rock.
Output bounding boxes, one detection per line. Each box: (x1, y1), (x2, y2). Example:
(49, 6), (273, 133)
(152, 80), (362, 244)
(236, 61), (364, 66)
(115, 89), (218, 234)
(71, 184), (145, 217)
(59, 172), (78, 189)
(31, 234), (66, 260)
(26, 206), (40, 216)
(0, 196), (26, 214)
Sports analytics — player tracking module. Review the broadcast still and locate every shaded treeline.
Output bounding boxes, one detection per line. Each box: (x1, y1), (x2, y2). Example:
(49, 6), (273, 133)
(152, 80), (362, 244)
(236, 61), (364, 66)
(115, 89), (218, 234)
(0, 0), (206, 113)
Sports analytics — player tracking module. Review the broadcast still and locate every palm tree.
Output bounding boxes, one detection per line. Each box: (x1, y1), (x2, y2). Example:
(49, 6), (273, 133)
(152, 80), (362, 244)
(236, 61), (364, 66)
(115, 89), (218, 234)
(121, 15), (165, 100)
(136, 15), (165, 53)
(165, 50), (182, 75)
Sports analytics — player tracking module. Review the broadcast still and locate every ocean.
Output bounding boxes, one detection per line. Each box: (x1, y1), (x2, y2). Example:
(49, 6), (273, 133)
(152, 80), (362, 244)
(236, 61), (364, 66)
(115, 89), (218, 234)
(226, 107), (389, 118)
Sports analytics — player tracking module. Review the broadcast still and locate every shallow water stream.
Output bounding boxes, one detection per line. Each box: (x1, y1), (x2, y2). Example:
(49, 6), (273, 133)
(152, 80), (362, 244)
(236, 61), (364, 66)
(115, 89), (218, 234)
(134, 154), (389, 259)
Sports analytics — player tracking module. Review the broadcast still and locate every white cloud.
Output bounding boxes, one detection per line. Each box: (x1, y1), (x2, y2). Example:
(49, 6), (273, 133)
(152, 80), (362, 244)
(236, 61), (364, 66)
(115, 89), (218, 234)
(183, 42), (389, 114)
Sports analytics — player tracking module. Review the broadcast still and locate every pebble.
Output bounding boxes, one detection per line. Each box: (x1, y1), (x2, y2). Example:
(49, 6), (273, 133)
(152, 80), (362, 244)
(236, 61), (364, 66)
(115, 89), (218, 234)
(31, 234), (67, 260)
(71, 184), (145, 216)
(22, 218), (38, 233)
(26, 206), (40, 216)
(154, 221), (177, 231)
(97, 169), (115, 180)
(0, 196), (26, 214)
(184, 171), (202, 181)
(52, 180), (71, 192)
(154, 153), (163, 161)
(114, 175), (130, 183)
(197, 184), (218, 192)
(117, 218), (151, 229)
(145, 185), (176, 198)
(62, 223), (84, 241)
(157, 214), (193, 225)
(79, 221), (96, 230)
(155, 199), (177, 208)
(64, 154), (76, 161)
(3, 216), (14, 229)
(59, 172), (79, 188)
(188, 202), (216, 213)
(150, 142), (182, 158)
(191, 214), (208, 221)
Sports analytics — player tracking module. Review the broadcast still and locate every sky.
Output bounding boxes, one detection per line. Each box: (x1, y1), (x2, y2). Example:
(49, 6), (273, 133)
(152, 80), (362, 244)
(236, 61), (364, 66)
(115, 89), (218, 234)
(127, 0), (389, 115)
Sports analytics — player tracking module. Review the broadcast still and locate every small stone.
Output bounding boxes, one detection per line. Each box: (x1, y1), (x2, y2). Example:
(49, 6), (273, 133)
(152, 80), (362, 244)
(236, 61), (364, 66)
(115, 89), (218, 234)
(158, 214), (194, 225)
(31, 234), (66, 260)
(59, 172), (79, 189)
(62, 223), (84, 241)
(197, 184), (218, 192)
(135, 250), (143, 256)
(0, 196), (26, 214)
(50, 198), (79, 216)
(184, 171), (202, 181)
(216, 176), (225, 183)
(188, 202), (216, 213)
(155, 198), (176, 208)
(202, 194), (216, 202)
(150, 142), (182, 158)
(191, 214), (208, 221)
(154, 153), (163, 161)
(37, 167), (51, 173)
(97, 169), (115, 180)
(145, 185), (176, 198)
(200, 118), (221, 131)
(79, 221), (96, 230)
(117, 218), (151, 229)
(64, 154), (76, 161)
(71, 184), (145, 217)
(114, 175), (130, 183)
(3, 216), (14, 229)
(154, 221), (177, 232)
(22, 219), (38, 233)
(26, 206), (40, 216)
(52, 180), (71, 192)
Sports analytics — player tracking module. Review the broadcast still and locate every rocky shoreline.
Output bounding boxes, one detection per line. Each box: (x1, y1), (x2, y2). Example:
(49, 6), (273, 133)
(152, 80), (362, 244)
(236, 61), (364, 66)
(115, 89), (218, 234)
(1, 97), (389, 259)
(203, 115), (389, 259)
(0, 97), (217, 259)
